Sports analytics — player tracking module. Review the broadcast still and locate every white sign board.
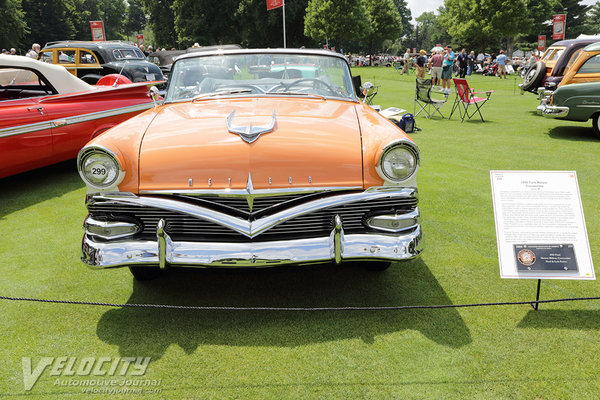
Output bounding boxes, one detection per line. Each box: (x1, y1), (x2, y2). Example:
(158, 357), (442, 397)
(490, 171), (594, 280)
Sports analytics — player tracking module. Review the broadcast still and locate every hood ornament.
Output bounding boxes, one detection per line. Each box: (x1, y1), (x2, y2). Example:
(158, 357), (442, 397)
(227, 110), (276, 143)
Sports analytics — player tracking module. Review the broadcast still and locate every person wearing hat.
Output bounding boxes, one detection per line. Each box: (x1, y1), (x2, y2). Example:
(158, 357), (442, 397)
(497, 50), (507, 79)
(416, 49), (427, 78)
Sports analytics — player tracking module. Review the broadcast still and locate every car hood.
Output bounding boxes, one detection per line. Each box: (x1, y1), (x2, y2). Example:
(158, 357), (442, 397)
(138, 97), (364, 191)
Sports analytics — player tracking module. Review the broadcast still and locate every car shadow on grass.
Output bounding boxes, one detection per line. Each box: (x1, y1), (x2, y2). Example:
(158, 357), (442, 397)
(518, 310), (600, 330)
(0, 160), (83, 219)
(96, 259), (472, 360)
(547, 125), (599, 142)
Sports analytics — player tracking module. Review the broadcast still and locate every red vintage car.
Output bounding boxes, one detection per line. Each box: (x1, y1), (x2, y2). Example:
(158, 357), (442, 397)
(0, 55), (160, 178)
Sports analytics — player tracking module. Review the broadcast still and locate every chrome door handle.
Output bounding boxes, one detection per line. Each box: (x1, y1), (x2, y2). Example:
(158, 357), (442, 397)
(27, 106), (44, 115)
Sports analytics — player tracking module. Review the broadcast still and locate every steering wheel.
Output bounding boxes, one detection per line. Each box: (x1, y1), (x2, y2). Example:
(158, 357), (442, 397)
(268, 78), (337, 95)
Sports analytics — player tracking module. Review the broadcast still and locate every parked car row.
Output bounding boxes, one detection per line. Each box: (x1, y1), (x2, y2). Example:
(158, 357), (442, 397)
(534, 41), (600, 138)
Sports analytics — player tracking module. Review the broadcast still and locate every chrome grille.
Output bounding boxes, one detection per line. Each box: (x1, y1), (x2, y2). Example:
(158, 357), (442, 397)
(88, 194), (417, 242)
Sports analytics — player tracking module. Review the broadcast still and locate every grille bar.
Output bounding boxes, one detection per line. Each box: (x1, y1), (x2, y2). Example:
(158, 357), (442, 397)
(88, 192), (418, 242)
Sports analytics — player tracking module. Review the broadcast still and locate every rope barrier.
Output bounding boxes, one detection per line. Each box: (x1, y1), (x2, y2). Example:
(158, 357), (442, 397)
(2, 295), (600, 311)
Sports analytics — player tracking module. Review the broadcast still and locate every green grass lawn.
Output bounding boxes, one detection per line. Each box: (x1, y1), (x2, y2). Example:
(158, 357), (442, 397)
(1, 68), (599, 399)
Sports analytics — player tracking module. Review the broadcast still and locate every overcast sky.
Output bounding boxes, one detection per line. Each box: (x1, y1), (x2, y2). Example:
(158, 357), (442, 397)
(407, 0), (598, 21)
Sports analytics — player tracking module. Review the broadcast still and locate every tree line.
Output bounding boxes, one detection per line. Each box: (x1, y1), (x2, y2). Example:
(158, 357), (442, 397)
(1, 0), (599, 55)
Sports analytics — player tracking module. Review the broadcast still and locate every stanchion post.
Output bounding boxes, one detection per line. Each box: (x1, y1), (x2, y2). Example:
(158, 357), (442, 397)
(532, 279), (542, 310)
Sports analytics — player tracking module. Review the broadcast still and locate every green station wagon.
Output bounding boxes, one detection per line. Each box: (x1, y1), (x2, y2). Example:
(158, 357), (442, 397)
(542, 80), (600, 138)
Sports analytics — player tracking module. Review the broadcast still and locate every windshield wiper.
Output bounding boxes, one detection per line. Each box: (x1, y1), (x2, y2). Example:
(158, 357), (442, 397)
(264, 92), (326, 100)
(192, 89), (253, 102)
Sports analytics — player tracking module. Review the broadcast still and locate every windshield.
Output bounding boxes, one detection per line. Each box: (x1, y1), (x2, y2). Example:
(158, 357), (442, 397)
(166, 53), (356, 102)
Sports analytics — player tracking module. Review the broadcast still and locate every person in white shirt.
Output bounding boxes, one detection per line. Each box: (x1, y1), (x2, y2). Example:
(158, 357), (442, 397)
(26, 43), (40, 59)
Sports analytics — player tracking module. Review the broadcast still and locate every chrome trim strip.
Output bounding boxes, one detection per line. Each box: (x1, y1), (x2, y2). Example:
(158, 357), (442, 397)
(138, 186), (364, 197)
(333, 215), (343, 264)
(89, 188), (417, 239)
(0, 102), (153, 139)
(82, 225), (422, 268)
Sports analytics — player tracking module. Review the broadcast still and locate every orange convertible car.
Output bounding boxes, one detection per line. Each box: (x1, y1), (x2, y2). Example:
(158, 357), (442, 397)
(78, 48), (422, 280)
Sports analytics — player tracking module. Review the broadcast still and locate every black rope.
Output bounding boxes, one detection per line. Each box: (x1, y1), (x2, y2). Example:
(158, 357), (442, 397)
(1, 295), (600, 311)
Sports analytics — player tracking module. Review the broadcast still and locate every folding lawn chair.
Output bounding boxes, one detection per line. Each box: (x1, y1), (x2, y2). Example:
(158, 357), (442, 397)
(449, 78), (493, 122)
(352, 75), (379, 105)
(414, 78), (446, 119)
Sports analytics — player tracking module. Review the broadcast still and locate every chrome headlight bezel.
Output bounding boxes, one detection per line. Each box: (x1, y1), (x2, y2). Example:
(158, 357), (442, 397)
(77, 146), (125, 190)
(376, 140), (420, 184)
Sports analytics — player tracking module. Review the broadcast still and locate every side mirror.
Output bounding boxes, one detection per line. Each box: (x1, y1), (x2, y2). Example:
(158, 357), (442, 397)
(149, 86), (160, 107)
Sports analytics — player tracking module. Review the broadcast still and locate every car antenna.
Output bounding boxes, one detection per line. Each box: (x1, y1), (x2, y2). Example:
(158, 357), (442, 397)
(113, 61), (128, 87)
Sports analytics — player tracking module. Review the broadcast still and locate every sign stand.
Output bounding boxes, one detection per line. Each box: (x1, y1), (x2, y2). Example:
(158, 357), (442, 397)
(532, 279), (542, 310)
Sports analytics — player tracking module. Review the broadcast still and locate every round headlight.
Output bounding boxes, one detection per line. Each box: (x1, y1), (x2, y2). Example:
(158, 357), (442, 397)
(378, 143), (419, 182)
(78, 147), (122, 189)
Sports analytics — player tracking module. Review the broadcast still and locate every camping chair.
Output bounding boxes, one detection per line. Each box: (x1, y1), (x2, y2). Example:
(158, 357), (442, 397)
(449, 78), (493, 122)
(352, 75), (379, 105)
(414, 78), (446, 119)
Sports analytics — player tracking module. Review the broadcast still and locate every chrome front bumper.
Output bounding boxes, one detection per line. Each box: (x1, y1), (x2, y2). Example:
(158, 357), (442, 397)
(82, 189), (422, 269)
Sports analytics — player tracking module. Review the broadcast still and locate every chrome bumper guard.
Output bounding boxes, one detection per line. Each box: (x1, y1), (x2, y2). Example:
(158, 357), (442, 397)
(82, 189), (422, 269)
(540, 104), (569, 118)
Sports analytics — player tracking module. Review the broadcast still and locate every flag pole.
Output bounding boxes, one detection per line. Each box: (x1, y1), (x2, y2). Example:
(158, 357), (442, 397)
(283, 0), (286, 48)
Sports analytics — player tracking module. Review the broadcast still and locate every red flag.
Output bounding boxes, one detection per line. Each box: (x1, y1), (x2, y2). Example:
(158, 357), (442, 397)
(267, 0), (283, 10)
(89, 21), (106, 41)
(552, 15), (565, 40)
(537, 35), (546, 51)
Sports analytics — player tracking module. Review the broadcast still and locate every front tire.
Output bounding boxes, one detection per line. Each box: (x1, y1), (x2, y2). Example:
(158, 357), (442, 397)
(129, 266), (162, 281)
(593, 113), (600, 139)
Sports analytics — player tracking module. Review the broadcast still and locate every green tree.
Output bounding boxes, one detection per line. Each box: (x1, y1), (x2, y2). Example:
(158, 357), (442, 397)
(172, 0), (239, 47)
(142, 0), (178, 48)
(555, 0), (591, 39)
(22, 0), (75, 46)
(586, 2), (600, 34)
(363, 0), (401, 54)
(442, 0), (529, 54)
(236, 0), (312, 48)
(392, 0), (413, 40)
(0, 0), (29, 49)
(304, 0), (371, 49)
(126, 0), (147, 36)
(414, 9), (451, 51)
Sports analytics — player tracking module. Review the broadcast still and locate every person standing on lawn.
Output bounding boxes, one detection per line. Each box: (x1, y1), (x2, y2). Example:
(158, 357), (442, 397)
(457, 48), (468, 78)
(416, 49), (427, 78)
(429, 50), (443, 89)
(442, 46), (455, 94)
(402, 48), (410, 74)
(467, 51), (475, 75)
(497, 50), (507, 79)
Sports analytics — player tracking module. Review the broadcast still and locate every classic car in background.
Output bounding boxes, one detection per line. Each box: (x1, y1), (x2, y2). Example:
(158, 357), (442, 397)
(0, 55), (161, 178)
(77, 48), (422, 280)
(520, 38), (599, 93)
(541, 80), (600, 138)
(147, 50), (185, 79)
(537, 42), (600, 113)
(148, 45), (242, 79)
(39, 41), (164, 84)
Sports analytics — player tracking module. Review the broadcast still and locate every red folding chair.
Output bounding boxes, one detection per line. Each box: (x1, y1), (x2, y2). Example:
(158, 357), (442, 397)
(449, 78), (493, 122)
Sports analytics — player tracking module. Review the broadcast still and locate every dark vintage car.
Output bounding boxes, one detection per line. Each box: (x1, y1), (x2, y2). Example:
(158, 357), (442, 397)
(0, 55), (160, 178)
(39, 41), (164, 84)
(521, 38), (600, 93)
(541, 80), (600, 138)
(77, 48), (422, 280)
